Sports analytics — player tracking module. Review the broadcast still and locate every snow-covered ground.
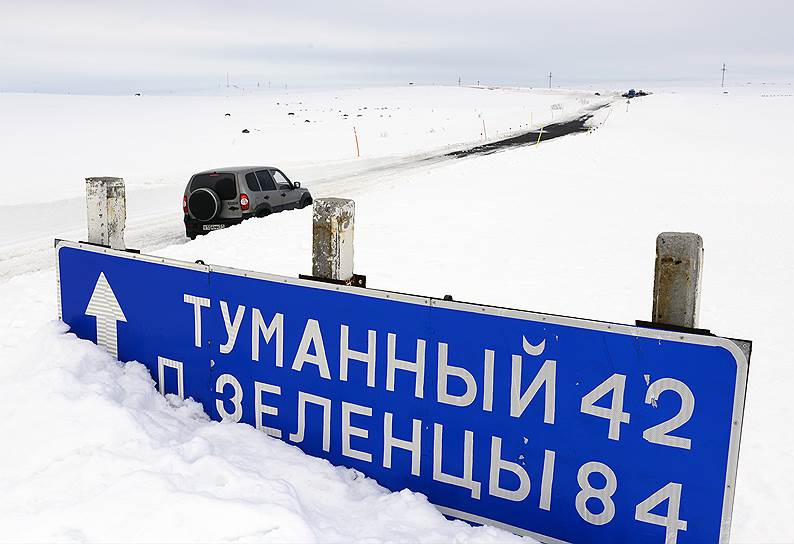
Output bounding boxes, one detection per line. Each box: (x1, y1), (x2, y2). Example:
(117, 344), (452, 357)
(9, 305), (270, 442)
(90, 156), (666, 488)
(1, 84), (792, 542)
(0, 85), (594, 207)
(0, 85), (601, 281)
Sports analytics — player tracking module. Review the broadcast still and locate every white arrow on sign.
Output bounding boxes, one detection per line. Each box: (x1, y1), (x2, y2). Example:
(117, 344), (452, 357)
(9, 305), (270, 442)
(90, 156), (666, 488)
(85, 272), (127, 359)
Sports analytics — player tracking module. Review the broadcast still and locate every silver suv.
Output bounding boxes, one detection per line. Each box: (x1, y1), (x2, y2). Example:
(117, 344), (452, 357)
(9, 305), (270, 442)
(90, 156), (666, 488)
(183, 166), (312, 239)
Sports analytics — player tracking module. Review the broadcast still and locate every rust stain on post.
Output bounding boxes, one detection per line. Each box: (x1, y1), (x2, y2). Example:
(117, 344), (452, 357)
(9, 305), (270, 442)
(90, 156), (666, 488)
(312, 198), (355, 281)
(652, 232), (703, 328)
(86, 177), (126, 250)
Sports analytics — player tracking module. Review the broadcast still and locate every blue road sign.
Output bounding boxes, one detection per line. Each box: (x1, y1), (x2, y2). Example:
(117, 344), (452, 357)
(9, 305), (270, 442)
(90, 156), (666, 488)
(57, 240), (749, 544)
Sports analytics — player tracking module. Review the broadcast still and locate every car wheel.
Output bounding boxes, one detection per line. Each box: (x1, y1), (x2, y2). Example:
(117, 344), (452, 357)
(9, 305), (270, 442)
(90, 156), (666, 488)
(299, 196), (312, 209)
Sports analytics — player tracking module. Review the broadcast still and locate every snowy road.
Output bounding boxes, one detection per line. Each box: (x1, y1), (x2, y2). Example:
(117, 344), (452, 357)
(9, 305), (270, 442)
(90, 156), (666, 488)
(0, 100), (606, 282)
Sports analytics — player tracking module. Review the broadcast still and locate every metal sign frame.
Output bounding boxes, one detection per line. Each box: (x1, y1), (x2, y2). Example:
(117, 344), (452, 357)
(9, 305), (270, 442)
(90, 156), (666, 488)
(55, 240), (749, 544)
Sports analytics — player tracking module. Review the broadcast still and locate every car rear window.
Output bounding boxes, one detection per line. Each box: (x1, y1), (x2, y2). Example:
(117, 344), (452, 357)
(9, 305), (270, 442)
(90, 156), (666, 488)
(190, 173), (237, 200)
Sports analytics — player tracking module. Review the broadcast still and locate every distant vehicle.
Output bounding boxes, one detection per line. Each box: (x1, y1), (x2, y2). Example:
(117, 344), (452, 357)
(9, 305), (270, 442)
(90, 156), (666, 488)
(183, 166), (312, 239)
(622, 89), (650, 98)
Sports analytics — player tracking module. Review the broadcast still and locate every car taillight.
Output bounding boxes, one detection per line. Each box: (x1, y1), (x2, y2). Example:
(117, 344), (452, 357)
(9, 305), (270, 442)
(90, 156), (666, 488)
(183, 195), (188, 214)
(240, 193), (250, 211)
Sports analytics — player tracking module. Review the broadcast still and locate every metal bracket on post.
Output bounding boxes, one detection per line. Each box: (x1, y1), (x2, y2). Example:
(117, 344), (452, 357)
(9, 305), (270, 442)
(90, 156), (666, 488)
(638, 232), (708, 334)
(301, 198), (366, 288)
(85, 177), (127, 250)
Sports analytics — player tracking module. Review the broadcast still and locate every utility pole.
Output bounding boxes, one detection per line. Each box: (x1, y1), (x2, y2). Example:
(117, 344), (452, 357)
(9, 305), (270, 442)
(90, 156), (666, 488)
(549, 72), (552, 89)
(721, 63), (727, 87)
(226, 72), (229, 88)
(458, 76), (461, 86)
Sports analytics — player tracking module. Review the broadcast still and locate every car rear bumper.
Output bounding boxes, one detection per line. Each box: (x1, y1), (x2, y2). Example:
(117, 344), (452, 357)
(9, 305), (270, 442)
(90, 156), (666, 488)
(184, 216), (245, 236)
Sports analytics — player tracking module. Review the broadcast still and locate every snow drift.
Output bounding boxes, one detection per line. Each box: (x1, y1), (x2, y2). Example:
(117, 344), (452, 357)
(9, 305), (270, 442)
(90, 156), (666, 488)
(0, 320), (524, 543)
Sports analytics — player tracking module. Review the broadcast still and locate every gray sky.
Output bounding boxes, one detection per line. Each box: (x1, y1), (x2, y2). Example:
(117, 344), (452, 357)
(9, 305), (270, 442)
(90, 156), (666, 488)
(1, 0), (791, 93)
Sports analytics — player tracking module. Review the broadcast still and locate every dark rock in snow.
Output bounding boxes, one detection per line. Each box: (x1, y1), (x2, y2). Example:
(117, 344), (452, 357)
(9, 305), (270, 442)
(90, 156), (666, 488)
(241, 129), (250, 133)
(225, 113), (231, 116)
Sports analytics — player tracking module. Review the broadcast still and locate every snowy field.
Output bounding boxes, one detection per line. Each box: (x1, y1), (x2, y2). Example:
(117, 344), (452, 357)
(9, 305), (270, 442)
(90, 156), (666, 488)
(0, 85), (600, 280)
(1, 84), (793, 542)
(0, 86), (593, 206)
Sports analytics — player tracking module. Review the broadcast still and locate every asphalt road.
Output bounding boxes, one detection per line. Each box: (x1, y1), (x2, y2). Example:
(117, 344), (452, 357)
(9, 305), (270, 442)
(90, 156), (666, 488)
(447, 105), (606, 158)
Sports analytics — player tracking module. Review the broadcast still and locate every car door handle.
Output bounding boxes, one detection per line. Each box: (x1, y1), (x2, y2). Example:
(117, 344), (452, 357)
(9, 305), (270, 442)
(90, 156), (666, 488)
(264, 195), (269, 199)
(281, 193), (286, 197)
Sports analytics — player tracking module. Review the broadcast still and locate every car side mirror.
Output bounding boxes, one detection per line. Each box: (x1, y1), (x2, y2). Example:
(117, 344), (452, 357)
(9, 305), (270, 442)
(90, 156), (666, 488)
(293, 182), (301, 189)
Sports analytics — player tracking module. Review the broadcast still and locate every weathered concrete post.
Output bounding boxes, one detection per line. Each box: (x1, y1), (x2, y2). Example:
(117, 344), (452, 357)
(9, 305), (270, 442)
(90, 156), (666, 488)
(86, 177), (126, 250)
(652, 232), (704, 328)
(312, 198), (354, 281)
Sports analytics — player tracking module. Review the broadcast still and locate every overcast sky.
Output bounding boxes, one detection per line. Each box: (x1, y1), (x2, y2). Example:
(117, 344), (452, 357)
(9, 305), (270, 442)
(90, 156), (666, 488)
(1, 0), (791, 93)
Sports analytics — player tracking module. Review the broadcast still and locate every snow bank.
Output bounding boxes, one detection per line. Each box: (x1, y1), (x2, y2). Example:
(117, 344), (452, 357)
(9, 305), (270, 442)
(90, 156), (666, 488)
(0, 320), (524, 543)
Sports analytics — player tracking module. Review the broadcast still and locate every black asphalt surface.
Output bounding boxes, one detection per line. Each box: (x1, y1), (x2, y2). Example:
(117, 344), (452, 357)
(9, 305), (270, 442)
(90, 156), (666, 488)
(446, 108), (603, 159)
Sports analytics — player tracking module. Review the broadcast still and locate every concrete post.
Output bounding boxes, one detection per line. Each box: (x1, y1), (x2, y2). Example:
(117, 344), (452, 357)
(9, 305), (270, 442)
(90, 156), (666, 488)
(86, 177), (126, 250)
(652, 232), (703, 328)
(312, 198), (354, 281)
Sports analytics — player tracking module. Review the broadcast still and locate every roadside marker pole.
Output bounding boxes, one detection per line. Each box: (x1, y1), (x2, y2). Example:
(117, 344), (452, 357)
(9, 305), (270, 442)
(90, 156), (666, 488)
(482, 119), (487, 140)
(652, 232), (704, 328)
(536, 126), (544, 146)
(353, 126), (360, 158)
(602, 107), (613, 127)
(85, 176), (126, 250)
